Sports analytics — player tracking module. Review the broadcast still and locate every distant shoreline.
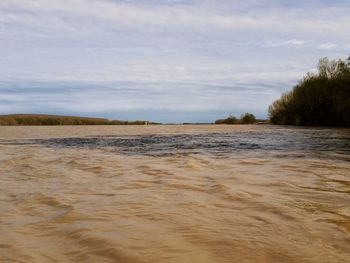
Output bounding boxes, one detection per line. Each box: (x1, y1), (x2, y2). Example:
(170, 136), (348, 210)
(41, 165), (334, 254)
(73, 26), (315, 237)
(0, 114), (270, 126)
(0, 114), (157, 126)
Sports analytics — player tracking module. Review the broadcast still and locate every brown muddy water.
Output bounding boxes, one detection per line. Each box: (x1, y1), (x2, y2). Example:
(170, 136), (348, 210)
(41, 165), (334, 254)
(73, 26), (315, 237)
(0, 125), (349, 263)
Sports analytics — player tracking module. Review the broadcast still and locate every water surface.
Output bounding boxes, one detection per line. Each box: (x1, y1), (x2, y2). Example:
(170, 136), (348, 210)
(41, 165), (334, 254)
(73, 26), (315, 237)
(0, 125), (349, 262)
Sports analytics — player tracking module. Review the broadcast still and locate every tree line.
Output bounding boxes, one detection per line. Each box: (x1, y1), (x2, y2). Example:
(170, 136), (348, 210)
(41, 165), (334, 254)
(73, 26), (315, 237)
(0, 114), (154, 125)
(269, 55), (350, 127)
(215, 113), (257, 124)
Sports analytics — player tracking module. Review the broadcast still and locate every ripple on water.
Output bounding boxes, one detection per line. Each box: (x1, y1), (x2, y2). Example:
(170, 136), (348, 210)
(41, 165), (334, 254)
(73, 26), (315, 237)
(1, 127), (349, 157)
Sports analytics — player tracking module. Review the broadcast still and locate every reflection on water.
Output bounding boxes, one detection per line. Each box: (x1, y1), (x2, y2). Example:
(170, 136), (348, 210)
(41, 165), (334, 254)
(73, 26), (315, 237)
(0, 125), (349, 262)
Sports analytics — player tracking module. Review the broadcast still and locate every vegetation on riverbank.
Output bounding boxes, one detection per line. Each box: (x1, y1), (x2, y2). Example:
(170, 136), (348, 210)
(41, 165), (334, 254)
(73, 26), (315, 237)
(269, 55), (350, 127)
(0, 114), (155, 125)
(215, 113), (257, 124)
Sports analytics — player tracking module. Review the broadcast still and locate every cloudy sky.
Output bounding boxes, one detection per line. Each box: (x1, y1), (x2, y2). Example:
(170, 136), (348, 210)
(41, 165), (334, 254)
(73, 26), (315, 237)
(0, 0), (349, 122)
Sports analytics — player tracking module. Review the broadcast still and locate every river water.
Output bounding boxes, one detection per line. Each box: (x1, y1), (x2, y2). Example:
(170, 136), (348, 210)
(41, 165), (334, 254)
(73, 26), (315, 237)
(0, 125), (349, 262)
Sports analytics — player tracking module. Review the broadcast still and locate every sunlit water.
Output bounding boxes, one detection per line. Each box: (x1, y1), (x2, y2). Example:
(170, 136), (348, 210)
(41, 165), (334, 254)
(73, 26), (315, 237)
(0, 125), (349, 262)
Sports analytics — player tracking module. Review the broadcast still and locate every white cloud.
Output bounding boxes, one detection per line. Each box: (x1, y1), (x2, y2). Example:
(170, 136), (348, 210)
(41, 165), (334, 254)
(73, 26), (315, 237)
(287, 40), (306, 46)
(317, 43), (338, 50)
(264, 39), (306, 47)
